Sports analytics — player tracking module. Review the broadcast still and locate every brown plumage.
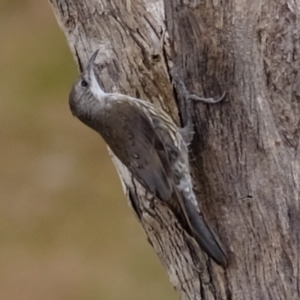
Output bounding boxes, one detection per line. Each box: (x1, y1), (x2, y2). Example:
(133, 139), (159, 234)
(69, 50), (228, 266)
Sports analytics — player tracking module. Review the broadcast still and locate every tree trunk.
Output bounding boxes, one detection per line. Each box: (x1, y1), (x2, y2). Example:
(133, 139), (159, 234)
(49, 0), (300, 299)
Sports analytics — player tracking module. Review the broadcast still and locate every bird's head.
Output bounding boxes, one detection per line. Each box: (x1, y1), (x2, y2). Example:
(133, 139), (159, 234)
(69, 49), (105, 122)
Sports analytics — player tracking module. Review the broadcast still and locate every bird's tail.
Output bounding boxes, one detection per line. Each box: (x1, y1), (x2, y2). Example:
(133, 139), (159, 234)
(183, 199), (228, 266)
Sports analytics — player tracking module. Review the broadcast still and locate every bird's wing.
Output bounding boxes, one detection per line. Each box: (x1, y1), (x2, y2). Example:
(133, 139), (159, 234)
(101, 99), (175, 202)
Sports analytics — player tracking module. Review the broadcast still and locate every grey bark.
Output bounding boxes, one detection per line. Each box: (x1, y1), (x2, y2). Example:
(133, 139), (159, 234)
(49, 0), (300, 299)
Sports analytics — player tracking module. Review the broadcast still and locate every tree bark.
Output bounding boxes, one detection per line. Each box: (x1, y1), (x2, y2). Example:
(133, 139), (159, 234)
(49, 0), (300, 299)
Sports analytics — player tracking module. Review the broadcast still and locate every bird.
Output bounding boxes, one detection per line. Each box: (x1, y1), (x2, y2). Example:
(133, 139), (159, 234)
(69, 49), (228, 266)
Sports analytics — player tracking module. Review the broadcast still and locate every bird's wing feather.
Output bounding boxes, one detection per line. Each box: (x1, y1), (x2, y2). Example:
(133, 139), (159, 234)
(101, 99), (174, 201)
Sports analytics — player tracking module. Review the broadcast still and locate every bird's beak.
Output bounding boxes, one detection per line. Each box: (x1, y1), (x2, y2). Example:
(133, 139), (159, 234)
(87, 49), (99, 76)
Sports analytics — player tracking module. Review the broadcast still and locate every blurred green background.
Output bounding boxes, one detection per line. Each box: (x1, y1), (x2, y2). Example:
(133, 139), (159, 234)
(0, 1), (176, 299)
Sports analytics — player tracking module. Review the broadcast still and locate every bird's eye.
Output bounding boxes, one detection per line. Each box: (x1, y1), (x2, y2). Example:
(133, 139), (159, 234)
(81, 80), (88, 87)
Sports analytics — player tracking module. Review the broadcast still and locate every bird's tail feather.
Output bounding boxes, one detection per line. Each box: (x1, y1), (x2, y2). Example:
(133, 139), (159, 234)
(183, 199), (228, 266)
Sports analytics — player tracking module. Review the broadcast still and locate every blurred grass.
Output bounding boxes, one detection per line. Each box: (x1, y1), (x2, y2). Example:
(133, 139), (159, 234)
(0, 1), (176, 299)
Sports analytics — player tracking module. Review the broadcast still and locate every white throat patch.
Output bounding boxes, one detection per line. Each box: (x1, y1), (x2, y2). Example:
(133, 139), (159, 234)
(90, 71), (106, 100)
